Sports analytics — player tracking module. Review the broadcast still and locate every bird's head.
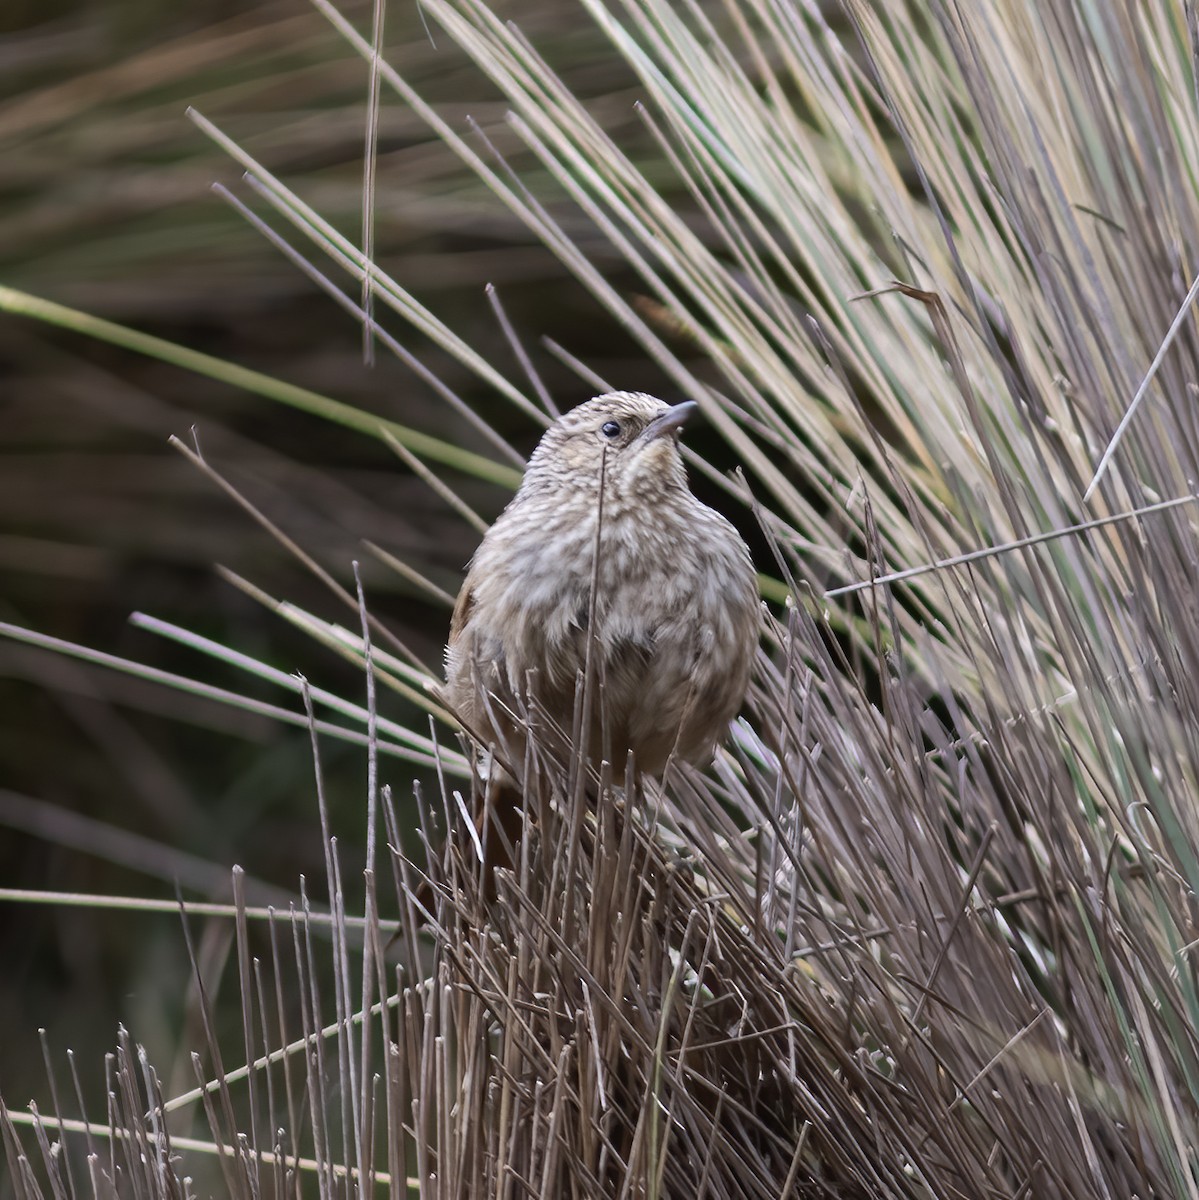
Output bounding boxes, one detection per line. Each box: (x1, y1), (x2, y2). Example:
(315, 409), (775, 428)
(522, 392), (696, 501)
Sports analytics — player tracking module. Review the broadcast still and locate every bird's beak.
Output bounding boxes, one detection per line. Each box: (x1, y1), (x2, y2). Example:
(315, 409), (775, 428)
(640, 400), (699, 443)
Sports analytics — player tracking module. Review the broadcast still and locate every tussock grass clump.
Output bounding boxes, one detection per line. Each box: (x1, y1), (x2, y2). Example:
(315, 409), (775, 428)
(7, 0), (1199, 1197)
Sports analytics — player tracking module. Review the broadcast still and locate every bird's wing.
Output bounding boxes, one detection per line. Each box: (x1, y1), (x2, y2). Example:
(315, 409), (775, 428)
(448, 570), (477, 645)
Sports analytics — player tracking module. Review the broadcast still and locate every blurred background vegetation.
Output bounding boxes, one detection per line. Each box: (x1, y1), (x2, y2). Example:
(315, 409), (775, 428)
(0, 0), (667, 1107)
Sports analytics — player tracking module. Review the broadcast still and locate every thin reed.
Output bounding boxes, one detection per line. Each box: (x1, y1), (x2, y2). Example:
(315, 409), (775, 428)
(7, 0), (1199, 1197)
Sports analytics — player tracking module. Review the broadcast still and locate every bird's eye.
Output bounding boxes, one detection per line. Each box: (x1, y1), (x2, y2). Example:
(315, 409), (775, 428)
(600, 420), (622, 439)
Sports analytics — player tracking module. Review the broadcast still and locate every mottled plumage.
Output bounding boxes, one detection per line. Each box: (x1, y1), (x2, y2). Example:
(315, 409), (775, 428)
(443, 392), (759, 780)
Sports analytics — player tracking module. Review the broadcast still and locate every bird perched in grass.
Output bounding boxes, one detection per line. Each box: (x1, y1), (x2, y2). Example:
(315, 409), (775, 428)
(441, 391), (760, 881)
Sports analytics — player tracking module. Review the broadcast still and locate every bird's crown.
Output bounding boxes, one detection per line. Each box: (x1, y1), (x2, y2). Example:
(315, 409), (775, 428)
(523, 392), (696, 497)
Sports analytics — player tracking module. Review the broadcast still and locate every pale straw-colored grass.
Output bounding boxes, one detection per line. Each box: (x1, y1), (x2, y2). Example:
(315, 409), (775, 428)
(8, 1), (1199, 1197)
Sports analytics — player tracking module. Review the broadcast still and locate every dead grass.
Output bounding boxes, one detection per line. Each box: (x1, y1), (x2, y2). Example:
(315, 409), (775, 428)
(8, 0), (1199, 1197)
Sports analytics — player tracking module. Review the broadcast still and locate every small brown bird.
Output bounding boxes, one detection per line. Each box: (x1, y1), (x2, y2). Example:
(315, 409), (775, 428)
(442, 392), (759, 873)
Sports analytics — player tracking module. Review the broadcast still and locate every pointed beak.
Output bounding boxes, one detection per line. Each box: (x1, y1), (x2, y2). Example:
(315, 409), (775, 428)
(640, 400), (699, 443)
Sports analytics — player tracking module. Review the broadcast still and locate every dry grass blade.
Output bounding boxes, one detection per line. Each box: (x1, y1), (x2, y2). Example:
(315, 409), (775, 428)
(11, 0), (1199, 1197)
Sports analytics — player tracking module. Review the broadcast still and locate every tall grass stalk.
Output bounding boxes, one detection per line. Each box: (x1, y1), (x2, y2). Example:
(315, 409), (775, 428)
(8, 0), (1199, 1197)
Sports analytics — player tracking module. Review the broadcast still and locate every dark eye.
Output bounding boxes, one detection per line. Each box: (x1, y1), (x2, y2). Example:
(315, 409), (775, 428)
(600, 420), (622, 439)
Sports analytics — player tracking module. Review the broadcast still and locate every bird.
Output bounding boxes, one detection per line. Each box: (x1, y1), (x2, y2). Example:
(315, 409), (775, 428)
(440, 391), (760, 882)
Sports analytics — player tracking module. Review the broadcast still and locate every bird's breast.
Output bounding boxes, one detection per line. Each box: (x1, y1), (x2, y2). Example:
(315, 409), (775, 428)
(448, 489), (758, 771)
